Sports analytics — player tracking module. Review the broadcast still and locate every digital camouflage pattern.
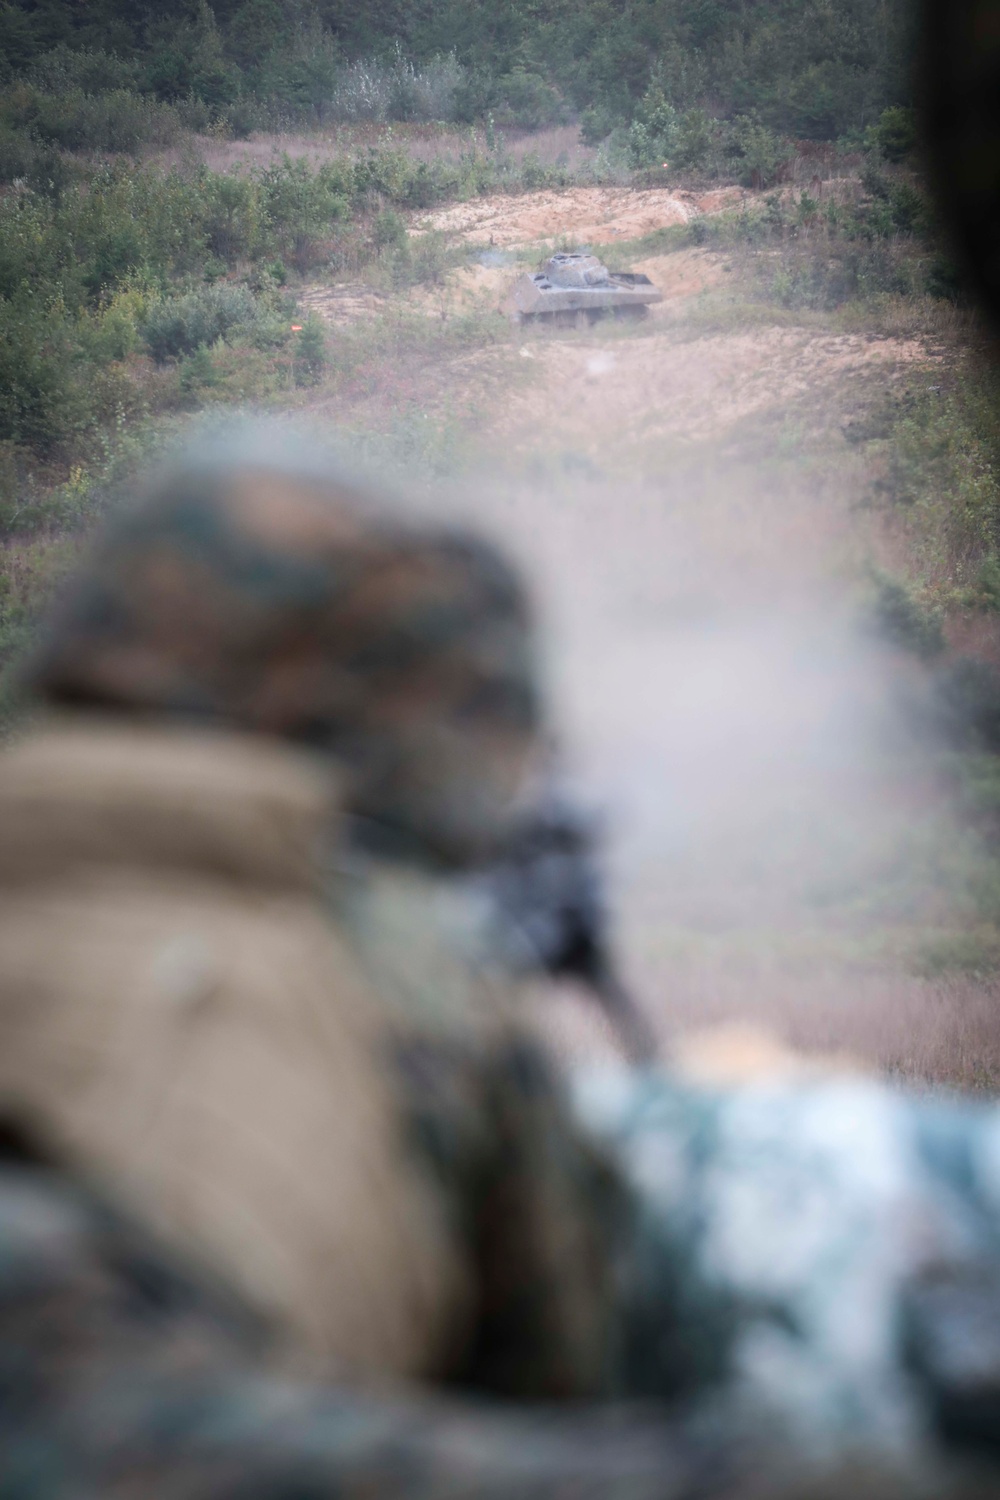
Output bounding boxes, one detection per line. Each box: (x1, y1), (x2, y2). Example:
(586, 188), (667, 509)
(26, 438), (540, 867)
(0, 1145), (995, 1500)
(575, 1065), (1000, 1483)
(0, 1155), (711, 1500)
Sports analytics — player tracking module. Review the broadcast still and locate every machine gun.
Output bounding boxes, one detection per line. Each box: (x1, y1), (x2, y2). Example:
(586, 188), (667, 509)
(478, 797), (659, 1066)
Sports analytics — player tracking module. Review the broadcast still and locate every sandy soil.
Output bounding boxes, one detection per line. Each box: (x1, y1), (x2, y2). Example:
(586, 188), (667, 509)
(297, 282), (388, 326)
(414, 184), (748, 247)
(502, 327), (930, 454)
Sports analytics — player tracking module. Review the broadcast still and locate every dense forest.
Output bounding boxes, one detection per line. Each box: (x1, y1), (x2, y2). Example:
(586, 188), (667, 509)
(0, 0), (911, 141)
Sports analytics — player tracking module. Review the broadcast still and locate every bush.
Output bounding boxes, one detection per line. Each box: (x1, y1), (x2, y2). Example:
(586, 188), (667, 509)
(391, 52), (466, 122)
(579, 105), (620, 147)
(380, 229), (452, 291)
(976, 557), (1000, 613)
(0, 122), (40, 182)
(492, 71), (565, 131)
(141, 283), (261, 362)
(725, 115), (789, 189)
(927, 254), (967, 303)
(0, 535), (79, 736)
(142, 4), (239, 110)
(320, 47), (466, 124)
(869, 573), (945, 660)
(26, 46), (142, 97)
(198, 170), (265, 262)
(0, 0), (915, 147)
(0, 85), (181, 156)
(623, 89), (678, 169)
(868, 106), (917, 163)
(0, 296), (83, 450)
(259, 156), (349, 270)
(178, 343), (220, 396)
(671, 109), (718, 172)
(254, 18), (340, 123)
(518, 151), (549, 190)
(373, 209), (408, 252)
(293, 314), (326, 385)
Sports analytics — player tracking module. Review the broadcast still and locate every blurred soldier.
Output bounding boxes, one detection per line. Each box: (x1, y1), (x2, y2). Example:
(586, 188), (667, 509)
(0, 436), (618, 1400)
(0, 437), (997, 1497)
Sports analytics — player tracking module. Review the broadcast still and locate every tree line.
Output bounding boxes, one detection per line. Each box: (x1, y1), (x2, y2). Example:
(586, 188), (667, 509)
(0, 0), (912, 139)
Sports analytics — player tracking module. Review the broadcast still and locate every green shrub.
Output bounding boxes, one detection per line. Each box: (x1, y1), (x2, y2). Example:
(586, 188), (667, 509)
(863, 378), (1000, 581)
(579, 105), (619, 146)
(260, 156), (350, 270)
(492, 71), (565, 130)
(255, 18), (341, 123)
(725, 115), (789, 189)
(518, 151), (549, 191)
(0, 85), (180, 156)
(142, 5), (239, 110)
(884, 180), (927, 236)
(178, 343), (220, 396)
(624, 89), (678, 169)
(869, 573), (945, 660)
(927, 254), (967, 303)
(853, 169), (926, 241)
(47, 163), (212, 299)
(26, 46), (142, 97)
(141, 283), (260, 362)
(378, 228), (452, 291)
(868, 106), (917, 163)
(0, 296), (82, 450)
(373, 209), (407, 252)
(293, 314), (327, 385)
(198, 170), (265, 262)
(0, 122), (39, 183)
(976, 557), (1000, 613)
(74, 283), (150, 366)
(672, 109), (718, 172)
(0, 0), (915, 146)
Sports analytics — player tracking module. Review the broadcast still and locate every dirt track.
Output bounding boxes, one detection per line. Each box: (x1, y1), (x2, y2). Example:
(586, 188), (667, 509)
(305, 186), (1000, 1085)
(501, 325), (929, 455)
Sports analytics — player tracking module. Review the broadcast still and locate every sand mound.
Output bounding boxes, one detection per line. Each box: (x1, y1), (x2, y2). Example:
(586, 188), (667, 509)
(413, 184), (747, 248)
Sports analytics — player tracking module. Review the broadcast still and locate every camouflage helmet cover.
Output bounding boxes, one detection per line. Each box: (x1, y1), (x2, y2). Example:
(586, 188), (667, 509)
(27, 439), (542, 864)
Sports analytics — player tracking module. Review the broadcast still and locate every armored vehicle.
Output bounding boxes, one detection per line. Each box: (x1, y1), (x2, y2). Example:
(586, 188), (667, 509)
(506, 251), (662, 325)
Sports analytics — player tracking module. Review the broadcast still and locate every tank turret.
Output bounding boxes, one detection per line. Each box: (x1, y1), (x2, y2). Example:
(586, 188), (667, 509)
(506, 251), (662, 324)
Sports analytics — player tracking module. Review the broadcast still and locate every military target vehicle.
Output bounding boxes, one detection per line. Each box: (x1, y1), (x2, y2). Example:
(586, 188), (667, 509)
(506, 251), (662, 325)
